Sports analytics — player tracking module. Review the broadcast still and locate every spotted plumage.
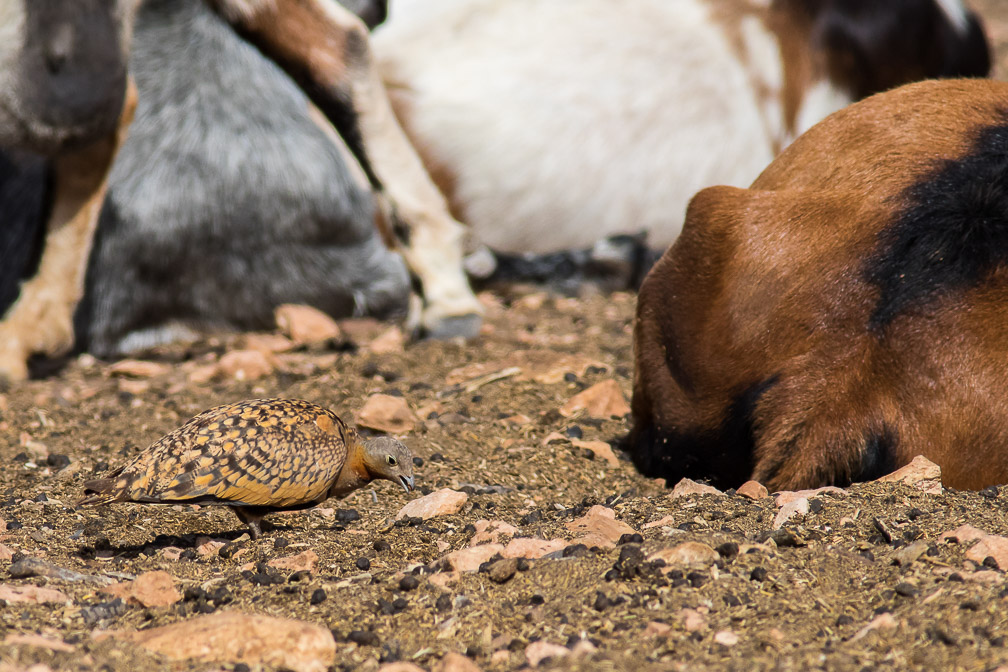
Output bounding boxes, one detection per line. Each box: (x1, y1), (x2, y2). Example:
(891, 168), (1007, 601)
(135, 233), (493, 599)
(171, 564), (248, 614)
(79, 398), (415, 538)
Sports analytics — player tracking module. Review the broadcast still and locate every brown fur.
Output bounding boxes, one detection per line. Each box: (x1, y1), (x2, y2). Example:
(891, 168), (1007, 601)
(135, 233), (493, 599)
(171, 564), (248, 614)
(630, 79), (1008, 491)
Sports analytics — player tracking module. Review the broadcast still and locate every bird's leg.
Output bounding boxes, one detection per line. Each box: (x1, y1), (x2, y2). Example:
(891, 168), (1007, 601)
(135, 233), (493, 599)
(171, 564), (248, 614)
(230, 507), (265, 540)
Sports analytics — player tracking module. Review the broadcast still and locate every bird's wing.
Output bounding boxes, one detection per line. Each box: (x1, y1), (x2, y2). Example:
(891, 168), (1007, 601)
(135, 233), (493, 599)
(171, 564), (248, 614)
(120, 403), (351, 508)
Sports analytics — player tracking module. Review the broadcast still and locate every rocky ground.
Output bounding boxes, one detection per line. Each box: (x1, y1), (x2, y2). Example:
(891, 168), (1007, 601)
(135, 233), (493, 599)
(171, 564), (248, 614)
(3, 4), (1008, 672)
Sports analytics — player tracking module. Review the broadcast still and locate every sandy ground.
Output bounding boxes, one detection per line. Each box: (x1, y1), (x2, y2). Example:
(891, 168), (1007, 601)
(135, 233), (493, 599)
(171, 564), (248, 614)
(2, 3), (1008, 671)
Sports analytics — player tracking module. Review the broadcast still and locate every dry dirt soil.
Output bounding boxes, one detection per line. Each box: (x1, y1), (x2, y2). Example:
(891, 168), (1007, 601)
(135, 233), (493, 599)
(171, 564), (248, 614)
(3, 4), (1008, 672)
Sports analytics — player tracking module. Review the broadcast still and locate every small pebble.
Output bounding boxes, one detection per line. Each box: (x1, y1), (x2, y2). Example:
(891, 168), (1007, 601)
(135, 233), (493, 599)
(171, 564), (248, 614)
(617, 533), (644, 545)
(348, 630), (379, 646)
(310, 588), (327, 605)
(399, 575), (419, 591)
(356, 557), (371, 571)
(336, 509), (361, 523)
(750, 567), (768, 582)
(435, 594), (452, 611)
(412, 457), (424, 467)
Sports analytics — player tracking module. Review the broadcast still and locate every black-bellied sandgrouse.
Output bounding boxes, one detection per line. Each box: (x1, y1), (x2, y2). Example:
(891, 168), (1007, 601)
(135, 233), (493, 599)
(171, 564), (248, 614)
(78, 398), (415, 538)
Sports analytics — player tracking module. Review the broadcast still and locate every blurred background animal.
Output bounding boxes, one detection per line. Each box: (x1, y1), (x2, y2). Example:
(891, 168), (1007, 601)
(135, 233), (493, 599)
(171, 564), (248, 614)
(0, 0), (483, 375)
(0, 0), (139, 382)
(630, 78), (1008, 492)
(374, 0), (991, 285)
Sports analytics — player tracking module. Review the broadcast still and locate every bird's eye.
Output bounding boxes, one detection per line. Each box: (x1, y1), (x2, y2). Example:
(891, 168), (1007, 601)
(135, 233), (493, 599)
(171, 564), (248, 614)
(386, 455), (397, 466)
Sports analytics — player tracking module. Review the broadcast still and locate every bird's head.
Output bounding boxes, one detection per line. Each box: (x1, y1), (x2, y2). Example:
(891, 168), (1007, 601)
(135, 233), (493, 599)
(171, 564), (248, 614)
(361, 436), (416, 492)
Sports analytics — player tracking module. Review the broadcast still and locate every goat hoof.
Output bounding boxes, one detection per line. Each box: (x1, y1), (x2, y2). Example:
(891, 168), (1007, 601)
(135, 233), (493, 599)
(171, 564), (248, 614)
(422, 313), (482, 341)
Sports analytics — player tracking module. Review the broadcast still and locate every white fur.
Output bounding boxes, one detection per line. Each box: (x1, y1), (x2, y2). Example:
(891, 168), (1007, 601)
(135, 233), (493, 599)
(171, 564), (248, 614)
(375, 0), (788, 252)
(793, 79), (854, 141)
(933, 0), (970, 35)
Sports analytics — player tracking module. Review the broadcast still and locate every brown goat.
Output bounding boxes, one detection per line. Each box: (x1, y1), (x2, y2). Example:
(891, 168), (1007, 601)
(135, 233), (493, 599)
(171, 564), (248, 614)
(630, 78), (1008, 491)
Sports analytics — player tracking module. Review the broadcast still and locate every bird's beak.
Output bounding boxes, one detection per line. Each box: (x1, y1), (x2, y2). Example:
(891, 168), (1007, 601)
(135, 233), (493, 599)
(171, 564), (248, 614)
(400, 475), (415, 492)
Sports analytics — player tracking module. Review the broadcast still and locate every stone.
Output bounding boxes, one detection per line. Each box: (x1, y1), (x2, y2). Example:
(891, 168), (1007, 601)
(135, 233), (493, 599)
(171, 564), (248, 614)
(218, 349), (277, 381)
(0, 585), (69, 604)
(565, 505), (637, 549)
(891, 541), (930, 567)
(964, 533), (1008, 570)
(559, 380), (630, 419)
(2, 634), (74, 652)
(876, 455), (943, 494)
(109, 359), (169, 378)
(268, 550), (319, 574)
(677, 608), (708, 632)
(571, 439), (619, 467)
(434, 652), (482, 672)
(109, 611), (335, 672)
(197, 539), (225, 556)
(275, 304), (342, 344)
(850, 613), (899, 642)
(502, 538), (567, 559)
(440, 544), (505, 572)
(241, 333), (295, 354)
(773, 487), (846, 507)
(369, 326), (406, 354)
(471, 520), (519, 545)
(773, 496), (809, 529)
(669, 478), (722, 499)
(643, 621), (672, 637)
(525, 641), (570, 667)
(714, 630), (739, 647)
(357, 394), (417, 434)
(396, 489), (468, 520)
(649, 542), (719, 569)
(737, 480), (769, 499)
(487, 557), (519, 583)
(377, 664), (425, 672)
(102, 571), (181, 608)
(0, 544), (13, 561)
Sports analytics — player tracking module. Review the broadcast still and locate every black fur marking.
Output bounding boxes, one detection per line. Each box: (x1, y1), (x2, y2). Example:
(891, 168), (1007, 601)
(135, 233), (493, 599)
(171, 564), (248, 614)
(868, 121), (1008, 330)
(811, 0), (990, 101)
(627, 375), (778, 489)
(852, 425), (899, 484)
(0, 150), (52, 314)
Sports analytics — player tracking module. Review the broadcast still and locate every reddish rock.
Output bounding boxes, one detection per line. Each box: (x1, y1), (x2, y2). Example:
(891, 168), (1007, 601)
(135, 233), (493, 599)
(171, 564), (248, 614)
(357, 394), (417, 434)
(109, 359), (169, 378)
(714, 630), (739, 647)
(110, 611), (335, 672)
(377, 664), (425, 672)
(737, 480), (769, 499)
(275, 304), (342, 344)
(649, 542), (719, 569)
(643, 621), (672, 637)
(565, 505), (637, 548)
(850, 613), (898, 642)
(642, 515), (675, 530)
(941, 524), (987, 544)
(268, 550), (319, 574)
(102, 570), (181, 608)
(0, 585), (69, 604)
(571, 439), (619, 467)
(670, 478), (722, 499)
(0, 543), (13, 561)
(774, 487), (846, 507)
(3, 633), (74, 652)
(773, 497), (809, 529)
(471, 520), (519, 545)
(396, 489), (468, 520)
(434, 652), (482, 672)
(559, 380), (630, 419)
(369, 326), (406, 354)
(197, 539), (225, 556)
(242, 333), (295, 354)
(502, 538), (567, 559)
(876, 455), (943, 494)
(963, 532), (1008, 570)
(525, 641), (569, 667)
(439, 544), (505, 572)
(678, 608), (708, 632)
(218, 349), (277, 381)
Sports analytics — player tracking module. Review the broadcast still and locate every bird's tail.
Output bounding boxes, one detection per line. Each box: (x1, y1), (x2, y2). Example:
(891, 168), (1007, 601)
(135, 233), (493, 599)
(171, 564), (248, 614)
(77, 478), (118, 506)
